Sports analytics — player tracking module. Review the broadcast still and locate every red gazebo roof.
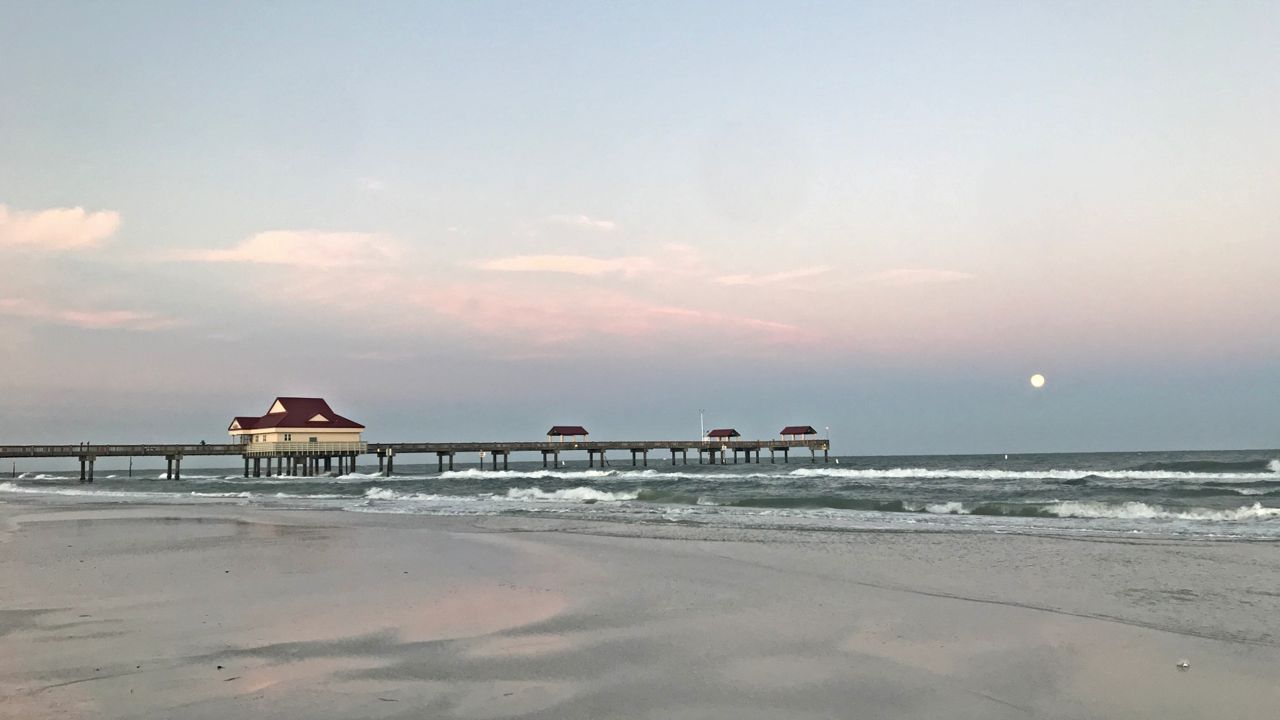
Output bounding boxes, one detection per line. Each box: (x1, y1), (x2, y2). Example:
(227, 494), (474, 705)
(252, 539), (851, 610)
(547, 425), (589, 436)
(229, 397), (364, 431)
(780, 425), (817, 436)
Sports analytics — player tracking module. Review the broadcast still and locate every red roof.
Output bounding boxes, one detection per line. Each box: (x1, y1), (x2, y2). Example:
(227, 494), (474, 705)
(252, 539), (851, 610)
(547, 425), (588, 436)
(780, 425), (817, 436)
(707, 428), (740, 438)
(229, 397), (364, 431)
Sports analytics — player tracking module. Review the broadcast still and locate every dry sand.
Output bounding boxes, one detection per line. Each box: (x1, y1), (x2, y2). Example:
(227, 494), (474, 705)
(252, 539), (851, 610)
(2, 497), (1279, 719)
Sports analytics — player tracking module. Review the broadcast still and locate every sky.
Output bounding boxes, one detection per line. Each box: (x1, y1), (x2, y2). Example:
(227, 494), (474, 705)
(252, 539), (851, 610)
(1, 1), (1278, 455)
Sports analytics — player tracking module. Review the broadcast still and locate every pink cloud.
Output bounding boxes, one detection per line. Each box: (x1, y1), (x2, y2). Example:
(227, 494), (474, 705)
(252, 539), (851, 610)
(544, 214), (617, 232)
(476, 254), (653, 277)
(0, 297), (173, 331)
(716, 265), (832, 286)
(0, 204), (121, 250)
(416, 283), (811, 347)
(859, 268), (975, 286)
(179, 230), (399, 268)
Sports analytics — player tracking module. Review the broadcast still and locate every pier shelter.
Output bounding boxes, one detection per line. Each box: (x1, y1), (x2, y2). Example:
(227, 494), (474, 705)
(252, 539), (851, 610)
(706, 428), (741, 440)
(779, 425), (818, 440)
(547, 425), (589, 443)
(229, 397), (367, 476)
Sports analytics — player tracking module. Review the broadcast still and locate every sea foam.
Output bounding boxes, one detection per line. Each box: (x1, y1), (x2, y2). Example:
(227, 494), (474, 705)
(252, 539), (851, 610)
(788, 466), (1280, 482)
(504, 486), (638, 502)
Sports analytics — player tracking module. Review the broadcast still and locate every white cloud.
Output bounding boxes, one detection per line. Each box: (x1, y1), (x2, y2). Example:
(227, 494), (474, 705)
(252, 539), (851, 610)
(715, 266), (832, 286)
(180, 231), (399, 269)
(476, 254), (653, 276)
(0, 204), (121, 250)
(545, 214), (617, 232)
(0, 297), (173, 331)
(357, 177), (385, 192)
(859, 268), (975, 286)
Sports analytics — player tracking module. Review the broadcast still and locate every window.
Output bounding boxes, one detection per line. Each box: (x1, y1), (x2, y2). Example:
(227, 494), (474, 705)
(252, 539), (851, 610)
(309, 437), (317, 443)
(284, 433), (292, 441)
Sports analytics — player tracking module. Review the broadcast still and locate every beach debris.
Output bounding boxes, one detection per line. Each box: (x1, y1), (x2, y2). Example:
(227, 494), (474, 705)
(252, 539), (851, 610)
(224, 676), (240, 681)
(216, 665), (224, 670)
(1176, 659), (1190, 671)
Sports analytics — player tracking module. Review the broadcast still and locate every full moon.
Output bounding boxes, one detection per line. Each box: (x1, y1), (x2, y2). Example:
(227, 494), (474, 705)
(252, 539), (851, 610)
(1029, 373), (1046, 389)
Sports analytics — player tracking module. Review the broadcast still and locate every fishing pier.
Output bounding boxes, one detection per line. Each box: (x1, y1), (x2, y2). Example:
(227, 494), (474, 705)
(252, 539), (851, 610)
(0, 438), (831, 482)
(1, 398), (830, 482)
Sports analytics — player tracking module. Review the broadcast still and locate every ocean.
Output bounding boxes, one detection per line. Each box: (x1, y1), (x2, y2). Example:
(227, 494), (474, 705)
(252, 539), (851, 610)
(4, 449), (1279, 539)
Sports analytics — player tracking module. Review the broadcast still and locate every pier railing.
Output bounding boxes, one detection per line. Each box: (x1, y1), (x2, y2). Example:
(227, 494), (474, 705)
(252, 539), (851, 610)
(241, 441), (368, 457)
(0, 444), (243, 458)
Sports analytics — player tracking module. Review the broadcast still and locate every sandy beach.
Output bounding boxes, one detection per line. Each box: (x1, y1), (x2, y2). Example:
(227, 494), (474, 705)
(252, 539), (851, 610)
(2, 497), (1278, 719)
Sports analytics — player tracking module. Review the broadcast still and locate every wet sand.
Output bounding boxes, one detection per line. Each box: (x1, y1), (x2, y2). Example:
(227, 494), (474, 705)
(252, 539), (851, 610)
(2, 498), (1279, 719)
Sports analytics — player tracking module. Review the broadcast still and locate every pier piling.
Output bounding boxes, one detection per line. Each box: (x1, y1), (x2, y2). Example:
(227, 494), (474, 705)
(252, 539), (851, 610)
(78, 456), (95, 483)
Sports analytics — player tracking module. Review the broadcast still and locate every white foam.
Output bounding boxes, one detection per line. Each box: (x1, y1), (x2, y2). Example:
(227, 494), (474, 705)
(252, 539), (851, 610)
(1043, 501), (1280, 522)
(362, 487), (473, 502)
(191, 490), (348, 500)
(364, 487), (402, 500)
(503, 486), (638, 502)
(189, 491), (253, 498)
(439, 469), (616, 481)
(0, 482), (203, 500)
(788, 466), (1280, 482)
(923, 501), (968, 515)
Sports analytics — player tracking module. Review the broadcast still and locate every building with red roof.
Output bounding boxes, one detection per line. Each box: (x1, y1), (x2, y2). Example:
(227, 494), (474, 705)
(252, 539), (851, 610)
(547, 425), (589, 442)
(706, 428), (741, 440)
(780, 425), (818, 439)
(229, 397), (365, 455)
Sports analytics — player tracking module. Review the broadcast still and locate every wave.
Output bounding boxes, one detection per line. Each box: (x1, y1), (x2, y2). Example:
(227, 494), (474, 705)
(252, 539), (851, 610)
(917, 500), (1280, 522)
(0, 482), (350, 502)
(358, 485), (636, 503)
(1060, 483), (1275, 498)
(0, 482), (164, 498)
(362, 487), (467, 502)
(1038, 501), (1280, 522)
(787, 465), (1280, 482)
(439, 469), (617, 481)
(0, 482), (243, 501)
(628, 488), (1280, 523)
(1130, 459), (1278, 473)
(635, 488), (705, 505)
(504, 486), (638, 502)
(721, 496), (910, 512)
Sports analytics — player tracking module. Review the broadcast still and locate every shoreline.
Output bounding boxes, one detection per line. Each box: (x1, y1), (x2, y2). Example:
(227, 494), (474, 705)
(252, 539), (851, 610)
(3, 498), (1279, 718)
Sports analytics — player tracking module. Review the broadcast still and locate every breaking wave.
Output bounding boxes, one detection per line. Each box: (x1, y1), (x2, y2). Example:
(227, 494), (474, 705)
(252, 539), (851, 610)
(360, 485), (636, 503)
(439, 469), (616, 481)
(787, 464), (1280, 482)
(504, 486), (638, 502)
(1130, 459), (1278, 473)
(914, 500), (1280, 522)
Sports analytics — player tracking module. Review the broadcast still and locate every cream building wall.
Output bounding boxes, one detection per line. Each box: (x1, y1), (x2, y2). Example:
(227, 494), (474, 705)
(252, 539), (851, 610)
(230, 428), (364, 444)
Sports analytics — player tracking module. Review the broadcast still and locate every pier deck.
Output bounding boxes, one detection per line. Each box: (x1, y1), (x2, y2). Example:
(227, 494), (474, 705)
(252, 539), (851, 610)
(1, 438), (831, 481)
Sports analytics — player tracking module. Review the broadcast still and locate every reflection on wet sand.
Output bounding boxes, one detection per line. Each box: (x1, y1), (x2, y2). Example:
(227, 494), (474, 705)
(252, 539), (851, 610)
(2, 502), (1279, 719)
